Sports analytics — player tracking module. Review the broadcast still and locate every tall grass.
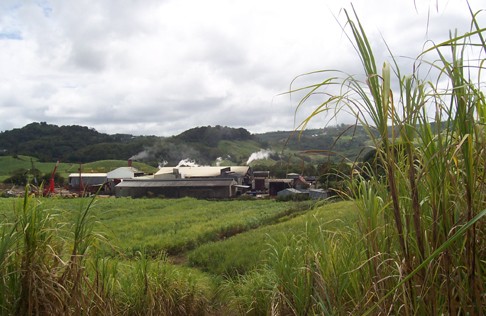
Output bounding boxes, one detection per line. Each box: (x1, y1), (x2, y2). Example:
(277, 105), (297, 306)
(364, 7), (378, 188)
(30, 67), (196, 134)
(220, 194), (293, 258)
(218, 202), (363, 315)
(0, 191), (214, 315)
(0, 188), (102, 314)
(287, 4), (486, 315)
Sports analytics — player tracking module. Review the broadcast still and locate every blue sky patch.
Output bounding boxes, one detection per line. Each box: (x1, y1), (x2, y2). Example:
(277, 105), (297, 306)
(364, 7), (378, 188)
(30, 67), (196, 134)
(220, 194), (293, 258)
(0, 31), (22, 40)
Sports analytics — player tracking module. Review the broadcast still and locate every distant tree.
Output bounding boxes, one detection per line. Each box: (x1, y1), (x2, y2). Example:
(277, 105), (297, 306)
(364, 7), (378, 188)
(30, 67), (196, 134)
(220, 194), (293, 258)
(0, 122), (159, 162)
(175, 126), (254, 146)
(317, 161), (352, 195)
(3, 169), (29, 185)
(40, 172), (65, 186)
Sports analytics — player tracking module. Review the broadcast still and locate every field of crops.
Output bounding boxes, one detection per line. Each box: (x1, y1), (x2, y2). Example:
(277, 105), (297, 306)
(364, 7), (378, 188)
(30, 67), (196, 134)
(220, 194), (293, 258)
(0, 196), (331, 258)
(41, 197), (315, 256)
(0, 194), (356, 314)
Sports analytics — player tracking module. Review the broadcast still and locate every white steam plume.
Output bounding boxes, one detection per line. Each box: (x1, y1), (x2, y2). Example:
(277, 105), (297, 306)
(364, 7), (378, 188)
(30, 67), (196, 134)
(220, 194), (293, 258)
(215, 157), (222, 166)
(246, 149), (272, 165)
(130, 150), (150, 160)
(158, 160), (168, 169)
(176, 159), (200, 167)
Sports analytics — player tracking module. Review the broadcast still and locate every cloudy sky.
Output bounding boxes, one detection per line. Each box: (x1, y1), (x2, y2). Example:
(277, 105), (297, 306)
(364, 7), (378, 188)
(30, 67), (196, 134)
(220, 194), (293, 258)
(0, 0), (484, 136)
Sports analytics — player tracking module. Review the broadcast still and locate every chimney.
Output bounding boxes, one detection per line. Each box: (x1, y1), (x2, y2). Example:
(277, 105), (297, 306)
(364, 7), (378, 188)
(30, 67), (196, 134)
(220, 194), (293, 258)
(128, 159), (132, 167)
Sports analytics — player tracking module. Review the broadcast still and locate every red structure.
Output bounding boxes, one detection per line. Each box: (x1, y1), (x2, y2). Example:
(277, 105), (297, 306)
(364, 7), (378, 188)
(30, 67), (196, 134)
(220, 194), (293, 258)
(44, 160), (59, 196)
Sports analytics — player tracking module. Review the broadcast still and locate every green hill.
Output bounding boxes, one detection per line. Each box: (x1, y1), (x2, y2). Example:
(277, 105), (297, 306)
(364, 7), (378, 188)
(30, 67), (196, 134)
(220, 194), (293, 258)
(0, 122), (158, 162)
(0, 156), (157, 184)
(0, 122), (373, 184)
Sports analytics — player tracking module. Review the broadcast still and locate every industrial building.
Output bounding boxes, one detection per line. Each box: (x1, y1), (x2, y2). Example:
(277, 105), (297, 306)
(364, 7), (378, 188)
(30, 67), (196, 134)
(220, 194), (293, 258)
(105, 161), (145, 194)
(115, 178), (237, 199)
(154, 166), (251, 185)
(114, 165), (252, 199)
(68, 173), (107, 190)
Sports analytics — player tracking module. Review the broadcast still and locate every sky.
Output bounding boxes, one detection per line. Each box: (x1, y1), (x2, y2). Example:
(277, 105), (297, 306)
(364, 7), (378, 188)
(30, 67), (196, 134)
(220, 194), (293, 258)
(0, 0), (484, 137)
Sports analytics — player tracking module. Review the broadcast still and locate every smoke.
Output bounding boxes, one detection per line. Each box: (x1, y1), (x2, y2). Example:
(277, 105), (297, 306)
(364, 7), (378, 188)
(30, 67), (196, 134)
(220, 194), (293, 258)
(158, 160), (168, 169)
(246, 149), (272, 165)
(130, 150), (151, 160)
(176, 159), (200, 167)
(215, 157), (222, 166)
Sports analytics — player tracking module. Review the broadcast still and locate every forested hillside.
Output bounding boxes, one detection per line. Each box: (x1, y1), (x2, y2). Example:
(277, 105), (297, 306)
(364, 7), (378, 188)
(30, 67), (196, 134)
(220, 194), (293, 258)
(0, 122), (158, 162)
(0, 122), (373, 167)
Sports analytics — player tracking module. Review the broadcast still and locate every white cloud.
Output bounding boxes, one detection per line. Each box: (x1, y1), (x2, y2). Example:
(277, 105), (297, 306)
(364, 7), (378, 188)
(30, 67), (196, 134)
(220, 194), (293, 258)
(0, 0), (484, 136)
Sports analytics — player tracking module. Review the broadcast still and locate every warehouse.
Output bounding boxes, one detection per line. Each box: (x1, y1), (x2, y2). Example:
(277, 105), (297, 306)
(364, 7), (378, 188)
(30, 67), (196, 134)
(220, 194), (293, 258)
(154, 166), (251, 184)
(105, 160), (145, 194)
(68, 173), (107, 190)
(115, 178), (237, 199)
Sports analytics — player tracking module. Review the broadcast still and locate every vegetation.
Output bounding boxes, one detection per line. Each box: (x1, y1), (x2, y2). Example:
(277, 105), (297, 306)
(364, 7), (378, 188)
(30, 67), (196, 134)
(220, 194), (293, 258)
(175, 125), (254, 146)
(0, 193), (216, 315)
(0, 156), (158, 184)
(91, 198), (312, 257)
(0, 193), (347, 314)
(188, 200), (355, 277)
(0, 122), (372, 176)
(0, 122), (158, 162)
(256, 124), (372, 160)
(1, 3), (484, 315)
(278, 5), (486, 314)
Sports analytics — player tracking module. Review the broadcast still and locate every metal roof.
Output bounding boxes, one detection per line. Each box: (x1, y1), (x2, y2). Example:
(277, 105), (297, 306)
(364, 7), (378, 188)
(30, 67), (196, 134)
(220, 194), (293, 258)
(116, 178), (237, 188)
(268, 178), (293, 183)
(227, 166), (250, 175)
(68, 173), (107, 178)
(154, 166), (250, 178)
(107, 167), (143, 179)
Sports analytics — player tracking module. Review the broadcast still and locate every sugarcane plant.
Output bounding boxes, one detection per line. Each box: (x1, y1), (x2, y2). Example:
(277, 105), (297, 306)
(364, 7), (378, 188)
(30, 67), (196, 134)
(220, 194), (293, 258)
(292, 4), (486, 315)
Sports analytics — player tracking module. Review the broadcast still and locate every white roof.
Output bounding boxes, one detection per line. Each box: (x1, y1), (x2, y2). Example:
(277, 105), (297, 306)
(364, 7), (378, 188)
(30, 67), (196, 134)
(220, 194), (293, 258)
(107, 167), (142, 179)
(229, 166), (250, 175)
(68, 173), (107, 178)
(154, 166), (250, 178)
(155, 167), (178, 175)
(179, 166), (226, 177)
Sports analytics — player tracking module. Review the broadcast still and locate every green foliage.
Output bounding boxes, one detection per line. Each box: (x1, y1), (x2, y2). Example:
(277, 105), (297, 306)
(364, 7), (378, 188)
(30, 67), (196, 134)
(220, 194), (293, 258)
(0, 121), (373, 171)
(251, 158), (317, 178)
(176, 125), (254, 145)
(2, 168), (29, 185)
(149, 126), (264, 165)
(215, 201), (362, 314)
(0, 156), (157, 183)
(188, 201), (355, 277)
(288, 4), (486, 314)
(0, 122), (158, 162)
(255, 125), (372, 162)
(0, 194), (360, 314)
(113, 254), (214, 315)
(317, 161), (352, 195)
(0, 189), (105, 314)
(0, 195), (217, 315)
(275, 193), (311, 202)
(217, 140), (263, 165)
(11, 197), (308, 259)
(1, 164), (64, 186)
(96, 198), (308, 257)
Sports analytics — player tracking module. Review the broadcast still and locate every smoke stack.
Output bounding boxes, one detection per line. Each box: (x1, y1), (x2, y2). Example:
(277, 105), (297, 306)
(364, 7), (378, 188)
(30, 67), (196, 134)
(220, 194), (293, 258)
(128, 159), (132, 167)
